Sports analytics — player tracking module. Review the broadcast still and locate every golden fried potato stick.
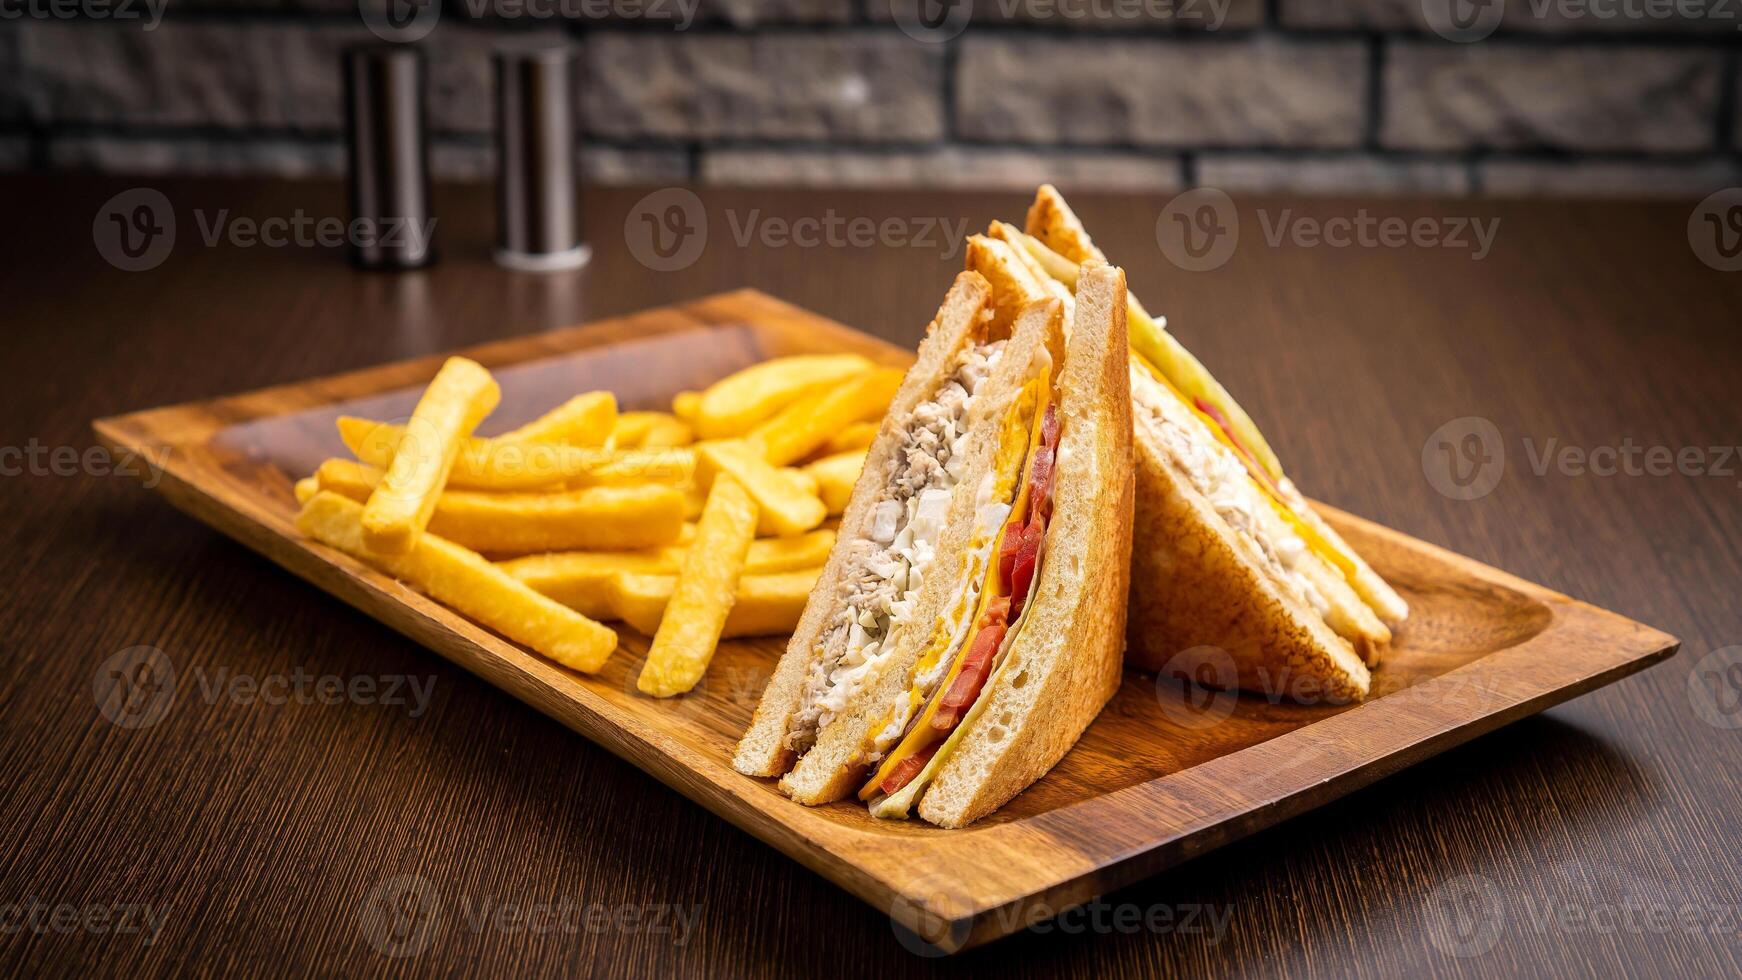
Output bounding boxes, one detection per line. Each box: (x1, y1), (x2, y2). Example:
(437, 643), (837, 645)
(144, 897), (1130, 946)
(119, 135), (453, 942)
(293, 476), (319, 505)
(314, 458), (685, 554)
(748, 367), (903, 466)
(803, 449), (868, 516)
(297, 492), (617, 672)
(609, 411), (693, 449)
(361, 357), (500, 554)
(637, 476), (758, 697)
(681, 483), (707, 520)
(616, 569), (821, 639)
(696, 440), (827, 538)
(821, 421), (878, 456)
(693, 354), (873, 439)
(498, 528), (834, 608)
(671, 391), (702, 426)
(495, 391), (616, 446)
(339, 417), (694, 491)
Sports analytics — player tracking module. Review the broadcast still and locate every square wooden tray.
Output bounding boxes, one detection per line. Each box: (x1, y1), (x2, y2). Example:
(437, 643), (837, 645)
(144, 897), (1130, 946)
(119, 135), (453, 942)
(93, 289), (1678, 953)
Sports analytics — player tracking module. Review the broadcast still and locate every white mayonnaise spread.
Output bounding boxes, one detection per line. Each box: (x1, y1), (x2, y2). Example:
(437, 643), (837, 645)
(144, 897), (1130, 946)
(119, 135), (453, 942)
(783, 339), (1005, 753)
(1129, 364), (1330, 615)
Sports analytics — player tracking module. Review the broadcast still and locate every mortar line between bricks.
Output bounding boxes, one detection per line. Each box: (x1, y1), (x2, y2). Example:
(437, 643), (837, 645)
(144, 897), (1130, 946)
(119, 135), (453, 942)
(1717, 50), (1738, 153)
(942, 37), (961, 141)
(23, 14), (1742, 45)
(29, 124), (1742, 166)
(1364, 35), (1383, 151)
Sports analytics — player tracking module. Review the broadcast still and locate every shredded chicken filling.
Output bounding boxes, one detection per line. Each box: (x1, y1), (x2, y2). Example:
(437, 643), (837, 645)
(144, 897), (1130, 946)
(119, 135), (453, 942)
(783, 339), (1005, 754)
(1129, 365), (1330, 616)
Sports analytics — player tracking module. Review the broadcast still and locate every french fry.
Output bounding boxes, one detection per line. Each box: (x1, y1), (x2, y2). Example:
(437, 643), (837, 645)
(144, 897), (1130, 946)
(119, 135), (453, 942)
(681, 483), (707, 520)
(314, 458), (685, 554)
(821, 421), (878, 456)
(696, 440), (827, 538)
(361, 356), (501, 554)
(671, 391), (702, 425)
(804, 449), (867, 516)
(339, 417), (694, 491)
(498, 528), (835, 608)
(610, 411), (693, 449)
(495, 391), (616, 446)
(293, 476), (319, 504)
(616, 569), (821, 639)
(297, 492), (617, 672)
(693, 354), (873, 439)
(637, 476), (759, 697)
(748, 367), (902, 466)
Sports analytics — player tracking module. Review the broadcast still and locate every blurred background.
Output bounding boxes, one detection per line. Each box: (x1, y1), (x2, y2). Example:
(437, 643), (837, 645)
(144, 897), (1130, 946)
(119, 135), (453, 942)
(0, 0), (1735, 197)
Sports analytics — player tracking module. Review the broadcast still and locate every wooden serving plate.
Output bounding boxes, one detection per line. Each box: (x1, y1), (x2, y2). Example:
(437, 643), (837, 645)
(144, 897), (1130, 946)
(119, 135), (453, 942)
(94, 289), (1678, 953)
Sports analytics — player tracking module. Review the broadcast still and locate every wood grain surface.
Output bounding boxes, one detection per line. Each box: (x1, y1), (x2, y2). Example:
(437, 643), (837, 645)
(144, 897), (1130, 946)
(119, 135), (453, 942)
(3, 176), (1740, 976)
(89, 286), (1674, 952)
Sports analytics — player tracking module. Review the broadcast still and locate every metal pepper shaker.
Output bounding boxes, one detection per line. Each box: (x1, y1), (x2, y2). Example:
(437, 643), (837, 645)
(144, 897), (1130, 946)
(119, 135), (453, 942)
(343, 44), (436, 270)
(492, 39), (588, 272)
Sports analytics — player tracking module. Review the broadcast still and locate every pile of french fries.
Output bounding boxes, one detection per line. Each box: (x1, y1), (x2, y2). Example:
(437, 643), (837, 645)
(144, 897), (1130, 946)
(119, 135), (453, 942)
(293, 352), (898, 698)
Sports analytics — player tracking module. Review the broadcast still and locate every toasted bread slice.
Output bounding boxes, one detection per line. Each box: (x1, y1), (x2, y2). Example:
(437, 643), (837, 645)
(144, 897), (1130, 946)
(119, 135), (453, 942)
(732, 271), (993, 778)
(916, 262), (1134, 828)
(776, 289), (1066, 804)
(1020, 184), (1406, 698)
(1124, 364), (1376, 701)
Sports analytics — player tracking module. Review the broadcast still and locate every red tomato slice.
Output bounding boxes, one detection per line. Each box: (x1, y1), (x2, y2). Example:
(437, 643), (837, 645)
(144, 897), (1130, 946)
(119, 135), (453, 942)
(931, 597), (1011, 732)
(878, 742), (940, 796)
(1026, 445), (1054, 523)
(997, 520), (1023, 589)
(1008, 523), (1043, 617)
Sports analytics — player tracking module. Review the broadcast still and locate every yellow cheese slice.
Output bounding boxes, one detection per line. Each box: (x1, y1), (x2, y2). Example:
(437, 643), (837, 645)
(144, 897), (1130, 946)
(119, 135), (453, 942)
(861, 374), (1055, 802)
(1132, 352), (1360, 586)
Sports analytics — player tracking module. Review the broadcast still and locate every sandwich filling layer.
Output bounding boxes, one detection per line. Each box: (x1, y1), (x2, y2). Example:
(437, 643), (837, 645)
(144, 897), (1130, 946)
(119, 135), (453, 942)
(859, 349), (1059, 815)
(783, 338), (1005, 755)
(1128, 358), (1351, 627)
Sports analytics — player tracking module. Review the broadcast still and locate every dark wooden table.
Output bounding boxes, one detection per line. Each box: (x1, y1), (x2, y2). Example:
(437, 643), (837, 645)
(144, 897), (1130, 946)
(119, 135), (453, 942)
(3, 175), (1739, 977)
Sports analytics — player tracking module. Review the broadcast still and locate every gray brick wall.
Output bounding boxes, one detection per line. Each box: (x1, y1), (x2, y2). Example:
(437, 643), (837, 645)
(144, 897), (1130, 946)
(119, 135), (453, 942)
(1, 4), (1738, 197)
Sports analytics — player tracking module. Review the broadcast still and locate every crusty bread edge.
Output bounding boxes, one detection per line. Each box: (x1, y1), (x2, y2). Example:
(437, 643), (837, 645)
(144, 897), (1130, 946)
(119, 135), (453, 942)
(1123, 375), (1373, 702)
(776, 294), (1065, 804)
(916, 261), (1134, 828)
(732, 272), (993, 777)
